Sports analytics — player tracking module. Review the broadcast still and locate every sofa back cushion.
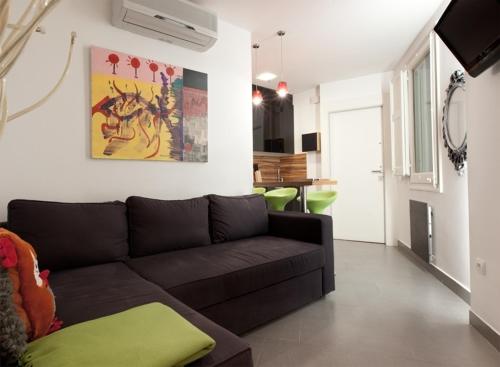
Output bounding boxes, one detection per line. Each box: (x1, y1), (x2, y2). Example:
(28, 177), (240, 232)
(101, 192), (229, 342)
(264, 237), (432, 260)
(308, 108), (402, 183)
(7, 200), (128, 271)
(207, 194), (268, 243)
(126, 196), (211, 257)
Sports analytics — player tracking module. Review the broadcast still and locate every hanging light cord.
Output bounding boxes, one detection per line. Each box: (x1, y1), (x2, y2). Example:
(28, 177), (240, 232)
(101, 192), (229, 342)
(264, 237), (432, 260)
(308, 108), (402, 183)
(252, 43), (260, 92)
(277, 30), (285, 81)
(280, 34), (283, 80)
(252, 45), (255, 91)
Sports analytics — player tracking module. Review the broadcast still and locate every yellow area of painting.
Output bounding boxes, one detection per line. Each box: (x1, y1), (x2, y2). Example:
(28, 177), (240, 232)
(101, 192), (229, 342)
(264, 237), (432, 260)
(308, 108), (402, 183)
(91, 73), (178, 161)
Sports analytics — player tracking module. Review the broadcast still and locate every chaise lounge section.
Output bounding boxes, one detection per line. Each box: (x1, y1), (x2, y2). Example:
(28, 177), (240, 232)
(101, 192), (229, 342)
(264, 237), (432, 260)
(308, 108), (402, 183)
(4, 194), (335, 366)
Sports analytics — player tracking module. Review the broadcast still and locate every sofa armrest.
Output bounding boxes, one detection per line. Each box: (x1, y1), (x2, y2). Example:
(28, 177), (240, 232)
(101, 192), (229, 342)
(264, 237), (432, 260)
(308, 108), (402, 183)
(268, 211), (335, 294)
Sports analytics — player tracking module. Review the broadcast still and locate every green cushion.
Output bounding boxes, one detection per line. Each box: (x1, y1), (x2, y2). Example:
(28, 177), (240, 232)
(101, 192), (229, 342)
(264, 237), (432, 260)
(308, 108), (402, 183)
(21, 303), (216, 367)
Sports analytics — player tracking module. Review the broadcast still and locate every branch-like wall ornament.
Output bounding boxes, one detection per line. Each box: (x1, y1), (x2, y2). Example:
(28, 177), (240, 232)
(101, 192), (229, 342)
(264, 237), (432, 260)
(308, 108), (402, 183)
(442, 70), (467, 176)
(0, 0), (76, 137)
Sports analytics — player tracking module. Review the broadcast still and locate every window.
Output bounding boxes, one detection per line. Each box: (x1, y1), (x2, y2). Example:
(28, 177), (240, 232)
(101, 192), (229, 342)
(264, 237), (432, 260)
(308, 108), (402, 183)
(407, 33), (439, 190)
(413, 53), (433, 173)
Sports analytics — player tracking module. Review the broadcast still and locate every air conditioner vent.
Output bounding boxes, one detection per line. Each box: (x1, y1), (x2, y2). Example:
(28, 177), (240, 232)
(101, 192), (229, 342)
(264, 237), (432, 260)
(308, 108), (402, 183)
(112, 0), (218, 52)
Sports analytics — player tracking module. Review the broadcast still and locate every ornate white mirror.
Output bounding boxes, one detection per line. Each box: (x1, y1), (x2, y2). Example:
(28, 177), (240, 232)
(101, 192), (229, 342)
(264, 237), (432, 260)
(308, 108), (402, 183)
(442, 70), (467, 175)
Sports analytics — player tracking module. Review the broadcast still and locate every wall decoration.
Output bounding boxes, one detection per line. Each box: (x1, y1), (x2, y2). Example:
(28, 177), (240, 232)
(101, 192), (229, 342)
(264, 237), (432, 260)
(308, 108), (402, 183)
(0, 0), (76, 138)
(442, 70), (466, 175)
(91, 46), (208, 162)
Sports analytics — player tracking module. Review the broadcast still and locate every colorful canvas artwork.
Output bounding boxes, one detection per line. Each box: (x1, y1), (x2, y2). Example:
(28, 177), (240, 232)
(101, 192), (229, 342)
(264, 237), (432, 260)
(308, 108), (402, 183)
(90, 46), (208, 162)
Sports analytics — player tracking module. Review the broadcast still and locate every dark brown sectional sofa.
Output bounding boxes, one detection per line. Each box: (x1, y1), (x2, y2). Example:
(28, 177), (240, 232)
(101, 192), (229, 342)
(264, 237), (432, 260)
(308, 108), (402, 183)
(3, 194), (334, 367)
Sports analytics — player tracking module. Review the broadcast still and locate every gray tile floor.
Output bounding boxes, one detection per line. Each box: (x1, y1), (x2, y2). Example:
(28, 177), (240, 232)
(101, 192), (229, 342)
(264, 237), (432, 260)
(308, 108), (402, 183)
(243, 240), (500, 367)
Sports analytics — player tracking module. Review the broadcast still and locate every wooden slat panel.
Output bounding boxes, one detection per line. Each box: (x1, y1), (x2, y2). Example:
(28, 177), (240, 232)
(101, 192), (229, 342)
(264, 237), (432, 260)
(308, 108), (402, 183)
(253, 155), (280, 182)
(280, 153), (307, 181)
(253, 153), (308, 182)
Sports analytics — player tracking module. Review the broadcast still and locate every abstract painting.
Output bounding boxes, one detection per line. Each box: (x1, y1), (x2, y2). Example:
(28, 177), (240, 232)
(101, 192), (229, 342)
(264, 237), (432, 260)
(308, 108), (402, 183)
(90, 46), (208, 162)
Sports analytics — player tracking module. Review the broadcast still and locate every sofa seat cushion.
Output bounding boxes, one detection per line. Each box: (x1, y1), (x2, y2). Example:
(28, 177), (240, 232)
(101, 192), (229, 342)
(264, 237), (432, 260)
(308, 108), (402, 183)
(126, 236), (325, 310)
(50, 262), (253, 367)
(49, 262), (177, 327)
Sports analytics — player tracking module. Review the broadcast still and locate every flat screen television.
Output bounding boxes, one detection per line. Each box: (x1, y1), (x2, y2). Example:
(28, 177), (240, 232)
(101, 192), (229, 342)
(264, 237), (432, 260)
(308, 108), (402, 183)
(434, 0), (500, 77)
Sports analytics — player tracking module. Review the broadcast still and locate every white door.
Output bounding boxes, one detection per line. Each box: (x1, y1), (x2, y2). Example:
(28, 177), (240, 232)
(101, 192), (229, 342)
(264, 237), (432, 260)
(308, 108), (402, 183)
(329, 107), (385, 243)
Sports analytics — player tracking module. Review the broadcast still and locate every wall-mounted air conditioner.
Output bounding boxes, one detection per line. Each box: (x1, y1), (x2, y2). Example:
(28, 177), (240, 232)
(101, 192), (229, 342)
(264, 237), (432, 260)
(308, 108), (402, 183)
(111, 0), (218, 52)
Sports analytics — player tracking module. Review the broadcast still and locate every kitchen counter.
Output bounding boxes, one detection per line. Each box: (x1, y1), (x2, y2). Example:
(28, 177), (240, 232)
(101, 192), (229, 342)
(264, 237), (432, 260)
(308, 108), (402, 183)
(253, 179), (337, 188)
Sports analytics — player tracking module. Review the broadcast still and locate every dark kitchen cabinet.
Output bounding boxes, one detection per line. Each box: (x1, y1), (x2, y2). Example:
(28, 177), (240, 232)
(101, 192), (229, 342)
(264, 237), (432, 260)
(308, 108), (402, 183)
(252, 85), (294, 154)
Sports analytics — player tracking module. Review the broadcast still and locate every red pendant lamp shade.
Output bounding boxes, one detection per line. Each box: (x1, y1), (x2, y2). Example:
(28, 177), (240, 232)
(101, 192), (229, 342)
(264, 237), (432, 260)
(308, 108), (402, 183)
(252, 89), (263, 105)
(252, 43), (263, 106)
(276, 81), (288, 97)
(276, 30), (288, 98)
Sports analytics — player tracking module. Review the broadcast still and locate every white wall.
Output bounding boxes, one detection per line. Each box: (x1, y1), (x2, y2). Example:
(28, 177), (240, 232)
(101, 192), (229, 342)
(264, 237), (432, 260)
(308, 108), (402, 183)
(466, 63), (500, 334)
(0, 0), (253, 221)
(387, 5), (471, 290)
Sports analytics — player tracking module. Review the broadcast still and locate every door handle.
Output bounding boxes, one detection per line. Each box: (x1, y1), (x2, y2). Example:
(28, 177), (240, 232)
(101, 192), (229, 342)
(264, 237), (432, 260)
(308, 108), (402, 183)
(371, 170), (384, 174)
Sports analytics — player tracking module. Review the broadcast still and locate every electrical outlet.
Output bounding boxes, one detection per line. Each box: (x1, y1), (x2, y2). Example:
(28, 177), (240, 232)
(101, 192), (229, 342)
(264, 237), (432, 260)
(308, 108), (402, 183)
(475, 258), (487, 275)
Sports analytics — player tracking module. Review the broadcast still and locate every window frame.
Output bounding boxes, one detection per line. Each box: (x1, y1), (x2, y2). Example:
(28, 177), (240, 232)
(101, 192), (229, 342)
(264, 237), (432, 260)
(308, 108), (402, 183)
(406, 32), (440, 191)
(390, 69), (410, 176)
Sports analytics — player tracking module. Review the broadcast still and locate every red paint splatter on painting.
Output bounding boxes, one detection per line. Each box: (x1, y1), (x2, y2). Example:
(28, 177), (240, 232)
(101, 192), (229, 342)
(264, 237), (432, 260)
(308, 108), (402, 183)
(165, 66), (175, 84)
(130, 58), (140, 68)
(148, 61), (159, 82)
(106, 53), (119, 74)
(128, 56), (141, 78)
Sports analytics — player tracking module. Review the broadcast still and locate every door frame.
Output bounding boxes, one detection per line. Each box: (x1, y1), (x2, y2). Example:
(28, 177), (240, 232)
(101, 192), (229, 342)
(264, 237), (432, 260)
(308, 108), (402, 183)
(321, 99), (387, 244)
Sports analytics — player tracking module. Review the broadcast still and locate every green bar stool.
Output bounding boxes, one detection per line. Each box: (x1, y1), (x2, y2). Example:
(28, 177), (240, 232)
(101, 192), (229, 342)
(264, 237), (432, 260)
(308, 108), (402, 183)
(264, 188), (298, 211)
(306, 191), (338, 214)
(252, 187), (266, 195)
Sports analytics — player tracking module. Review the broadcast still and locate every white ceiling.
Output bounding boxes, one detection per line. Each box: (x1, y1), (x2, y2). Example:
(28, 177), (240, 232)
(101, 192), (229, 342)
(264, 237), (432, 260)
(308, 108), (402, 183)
(191, 0), (444, 93)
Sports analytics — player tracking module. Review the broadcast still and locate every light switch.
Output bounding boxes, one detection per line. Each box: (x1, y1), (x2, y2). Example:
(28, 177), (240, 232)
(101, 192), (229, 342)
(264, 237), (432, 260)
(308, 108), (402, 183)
(475, 258), (487, 275)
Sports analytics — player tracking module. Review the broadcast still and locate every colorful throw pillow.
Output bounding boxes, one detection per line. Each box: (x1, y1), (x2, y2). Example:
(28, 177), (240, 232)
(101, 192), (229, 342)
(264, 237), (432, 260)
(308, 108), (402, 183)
(0, 262), (27, 365)
(0, 228), (60, 362)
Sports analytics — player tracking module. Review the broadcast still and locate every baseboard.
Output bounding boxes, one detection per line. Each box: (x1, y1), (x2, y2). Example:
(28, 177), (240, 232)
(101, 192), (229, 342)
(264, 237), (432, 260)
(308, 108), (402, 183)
(397, 241), (471, 304)
(469, 310), (500, 351)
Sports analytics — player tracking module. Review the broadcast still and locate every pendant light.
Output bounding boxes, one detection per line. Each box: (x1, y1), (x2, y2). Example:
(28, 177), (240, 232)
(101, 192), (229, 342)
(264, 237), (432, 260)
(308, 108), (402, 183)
(276, 30), (288, 98)
(252, 88), (263, 106)
(252, 43), (263, 106)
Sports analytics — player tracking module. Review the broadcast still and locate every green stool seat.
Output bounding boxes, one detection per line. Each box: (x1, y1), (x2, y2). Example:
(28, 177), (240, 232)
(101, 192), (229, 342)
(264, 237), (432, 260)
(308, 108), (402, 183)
(252, 187), (266, 195)
(307, 191), (338, 214)
(264, 188), (298, 211)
